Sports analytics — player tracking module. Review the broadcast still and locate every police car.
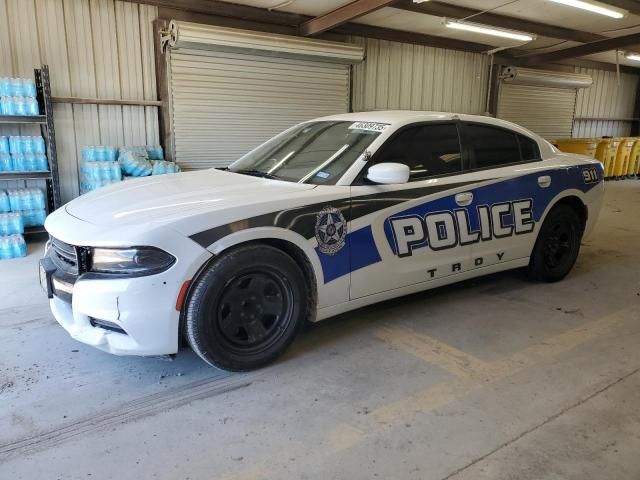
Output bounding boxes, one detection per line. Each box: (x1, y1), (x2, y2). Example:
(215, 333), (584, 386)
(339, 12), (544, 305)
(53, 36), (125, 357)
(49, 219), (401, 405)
(41, 111), (604, 371)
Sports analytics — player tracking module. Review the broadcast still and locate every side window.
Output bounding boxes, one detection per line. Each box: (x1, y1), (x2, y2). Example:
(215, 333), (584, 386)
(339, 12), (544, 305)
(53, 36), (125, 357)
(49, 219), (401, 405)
(517, 134), (541, 161)
(373, 123), (462, 180)
(465, 124), (521, 169)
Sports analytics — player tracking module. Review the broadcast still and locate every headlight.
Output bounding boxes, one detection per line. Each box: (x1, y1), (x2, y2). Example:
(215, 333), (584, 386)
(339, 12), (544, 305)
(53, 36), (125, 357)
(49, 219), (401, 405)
(90, 247), (175, 276)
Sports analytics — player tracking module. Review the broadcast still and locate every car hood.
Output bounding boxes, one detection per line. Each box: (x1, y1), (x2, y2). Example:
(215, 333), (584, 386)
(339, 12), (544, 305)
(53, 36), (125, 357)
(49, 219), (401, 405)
(64, 169), (316, 227)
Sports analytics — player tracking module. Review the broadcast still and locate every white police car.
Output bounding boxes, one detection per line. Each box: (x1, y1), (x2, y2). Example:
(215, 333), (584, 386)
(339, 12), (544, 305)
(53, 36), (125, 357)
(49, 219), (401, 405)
(41, 111), (604, 371)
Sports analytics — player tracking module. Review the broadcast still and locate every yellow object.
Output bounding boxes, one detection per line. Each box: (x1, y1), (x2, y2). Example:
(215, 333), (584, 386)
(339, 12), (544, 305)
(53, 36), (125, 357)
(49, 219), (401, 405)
(626, 139), (640, 177)
(554, 138), (599, 158)
(594, 138), (621, 178)
(611, 137), (636, 177)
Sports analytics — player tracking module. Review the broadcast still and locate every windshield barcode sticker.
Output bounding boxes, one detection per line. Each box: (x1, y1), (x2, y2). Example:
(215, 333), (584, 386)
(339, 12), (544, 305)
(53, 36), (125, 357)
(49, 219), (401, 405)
(349, 122), (390, 132)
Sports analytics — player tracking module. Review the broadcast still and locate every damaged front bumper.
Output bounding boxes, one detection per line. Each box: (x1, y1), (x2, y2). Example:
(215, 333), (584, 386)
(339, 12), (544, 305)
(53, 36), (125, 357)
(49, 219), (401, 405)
(49, 270), (182, 356)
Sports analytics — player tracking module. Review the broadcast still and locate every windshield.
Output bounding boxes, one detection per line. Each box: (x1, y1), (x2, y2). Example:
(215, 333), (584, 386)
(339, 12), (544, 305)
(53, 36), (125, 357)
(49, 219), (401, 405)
(228, 121), (385, 185)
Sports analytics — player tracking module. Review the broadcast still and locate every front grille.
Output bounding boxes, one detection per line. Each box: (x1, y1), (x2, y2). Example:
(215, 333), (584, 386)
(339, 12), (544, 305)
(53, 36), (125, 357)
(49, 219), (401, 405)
(50, 237), (83, 275)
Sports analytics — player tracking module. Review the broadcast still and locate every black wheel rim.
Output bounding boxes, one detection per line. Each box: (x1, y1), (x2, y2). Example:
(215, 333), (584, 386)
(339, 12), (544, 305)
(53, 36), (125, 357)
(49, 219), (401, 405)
(543, 222), (573, 269)
(216, 269), (293, 355)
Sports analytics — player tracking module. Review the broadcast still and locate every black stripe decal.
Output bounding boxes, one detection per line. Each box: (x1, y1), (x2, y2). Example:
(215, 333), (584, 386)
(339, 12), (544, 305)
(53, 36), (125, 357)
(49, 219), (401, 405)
(189, 179), (491, 248)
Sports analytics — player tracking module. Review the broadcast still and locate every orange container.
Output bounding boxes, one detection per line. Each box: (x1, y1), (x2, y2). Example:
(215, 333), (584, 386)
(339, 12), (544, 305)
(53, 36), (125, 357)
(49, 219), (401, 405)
(554, 138), (598, 158)
(626, 139), (640, 177)
(595, 138), (621, 178)
(611, 137), (636, 178)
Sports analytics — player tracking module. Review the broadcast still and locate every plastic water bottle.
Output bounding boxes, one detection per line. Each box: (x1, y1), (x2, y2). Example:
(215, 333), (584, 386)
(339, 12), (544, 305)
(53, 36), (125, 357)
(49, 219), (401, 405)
(11, 154), (22, 171)
(82, 146), (95, 162)
(0, 137), (8, 154)
(23, 78), (36, 97)
(9, 136), (19, 154)
(106, 147), (117, 162)
(0, 236), (12, 259)
(0, 78), (10, 97)
(26, 98), (38, 115)
(13, 97), (26, 116)
(0, 154), (11, 171)
(146, 145), (164, 160)
(1, 97), (13, 115)
(0, 191), (9, 212)
(31, 188), (45, 210)
(36, 154), (48, 171)
(21, 137), (32, 154)
(9, 78), (22, 97)
(8, 189), (23, 211)
(111, 162), (122, 180)
(33, 136), (45, 154)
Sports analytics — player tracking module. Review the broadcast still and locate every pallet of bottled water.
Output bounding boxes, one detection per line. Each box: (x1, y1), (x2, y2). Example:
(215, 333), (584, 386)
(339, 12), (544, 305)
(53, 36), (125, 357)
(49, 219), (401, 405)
(81, 146), (118, 162)
(0, 136), (48, 172)
(0, 77), (39, 116)
(5, 189), (47, 227)
(0, 234), (26, 259)
(81, 161), (122, 182)
(0, 212), (24, 235)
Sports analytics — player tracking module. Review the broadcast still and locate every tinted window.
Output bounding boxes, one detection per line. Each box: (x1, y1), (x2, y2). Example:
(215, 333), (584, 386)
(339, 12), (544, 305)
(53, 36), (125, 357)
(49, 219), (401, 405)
(465, 124), (521, 169)
(518, 134), (541, 161)
(374, 123), (462, 180)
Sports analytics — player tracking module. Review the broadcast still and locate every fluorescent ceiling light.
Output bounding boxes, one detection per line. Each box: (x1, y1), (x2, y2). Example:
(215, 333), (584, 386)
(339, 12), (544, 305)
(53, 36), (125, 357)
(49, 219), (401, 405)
(548, 0), (626, 19)
(625, 53), (640, 61)
(445, 21), (535, 42)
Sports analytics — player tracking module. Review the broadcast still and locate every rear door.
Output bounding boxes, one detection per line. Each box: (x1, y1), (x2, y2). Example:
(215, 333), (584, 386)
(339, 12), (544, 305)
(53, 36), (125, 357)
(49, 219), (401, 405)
(349, 122), (478, 299)
(458, 122), (544, 269)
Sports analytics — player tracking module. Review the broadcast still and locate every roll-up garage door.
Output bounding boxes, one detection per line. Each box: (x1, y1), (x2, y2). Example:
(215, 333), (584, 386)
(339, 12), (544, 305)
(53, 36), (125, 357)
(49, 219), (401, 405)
(165, 22), (362, 170)
(496, 67), (592, 140)
(497, 83), (577, 139)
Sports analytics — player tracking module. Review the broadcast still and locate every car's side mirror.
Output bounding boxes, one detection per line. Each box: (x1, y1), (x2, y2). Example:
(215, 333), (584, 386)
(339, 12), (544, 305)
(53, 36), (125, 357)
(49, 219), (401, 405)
(366, 163), (410, 185)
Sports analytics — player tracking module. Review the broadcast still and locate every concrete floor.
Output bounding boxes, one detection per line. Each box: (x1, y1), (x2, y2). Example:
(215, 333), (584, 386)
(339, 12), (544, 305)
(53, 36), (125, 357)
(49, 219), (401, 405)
(1, 181), (639, 480)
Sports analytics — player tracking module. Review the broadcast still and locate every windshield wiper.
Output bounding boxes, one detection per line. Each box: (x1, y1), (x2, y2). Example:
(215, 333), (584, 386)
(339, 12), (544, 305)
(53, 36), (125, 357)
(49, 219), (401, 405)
(233, 169), (282, 180)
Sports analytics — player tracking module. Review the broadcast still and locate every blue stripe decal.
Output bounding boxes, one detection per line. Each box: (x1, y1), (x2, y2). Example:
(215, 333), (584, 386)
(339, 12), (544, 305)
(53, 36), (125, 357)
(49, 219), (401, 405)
(316, 225), (382, 284)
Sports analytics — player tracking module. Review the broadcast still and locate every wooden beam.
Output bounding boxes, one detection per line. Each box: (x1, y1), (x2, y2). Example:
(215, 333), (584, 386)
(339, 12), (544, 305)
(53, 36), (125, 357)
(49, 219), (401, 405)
(597, 0), (640, 16)
(51, 97), (162, 107)
(395, 0), (606, 44)
(298, 0), (399, 36)
(333, 23), (492, 52)
(521, 32), (640, 65)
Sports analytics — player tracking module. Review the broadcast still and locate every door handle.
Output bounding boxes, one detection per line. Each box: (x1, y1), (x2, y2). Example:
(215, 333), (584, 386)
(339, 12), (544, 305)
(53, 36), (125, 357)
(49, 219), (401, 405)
(538, 175), (551, 188)
(455, 192), (474, 206)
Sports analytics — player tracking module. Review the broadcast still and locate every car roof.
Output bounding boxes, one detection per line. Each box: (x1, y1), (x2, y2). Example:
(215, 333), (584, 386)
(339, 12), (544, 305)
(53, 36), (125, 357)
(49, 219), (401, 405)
(314, 110), (539, 138)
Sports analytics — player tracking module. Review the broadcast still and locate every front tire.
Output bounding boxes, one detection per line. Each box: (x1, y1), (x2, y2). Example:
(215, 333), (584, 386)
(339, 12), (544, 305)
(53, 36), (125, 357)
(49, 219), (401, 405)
(185, 244), (310, 371)
(527, 204), (584, 282)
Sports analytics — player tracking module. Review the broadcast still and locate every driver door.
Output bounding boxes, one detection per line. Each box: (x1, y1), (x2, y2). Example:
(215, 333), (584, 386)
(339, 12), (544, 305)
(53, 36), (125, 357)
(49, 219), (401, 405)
(348, 122), (476, 299)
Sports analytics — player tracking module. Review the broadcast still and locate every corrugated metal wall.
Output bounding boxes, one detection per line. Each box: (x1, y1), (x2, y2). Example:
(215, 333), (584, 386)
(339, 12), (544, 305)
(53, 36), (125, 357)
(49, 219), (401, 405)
(573, 67), (639, 138)
(0, 0), (159, 202)
(351, 37), (489, 114)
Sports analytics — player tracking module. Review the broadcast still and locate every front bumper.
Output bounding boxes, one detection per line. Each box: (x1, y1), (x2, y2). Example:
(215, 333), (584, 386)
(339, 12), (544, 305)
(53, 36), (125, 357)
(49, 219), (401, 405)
(50, 272), (184, 356)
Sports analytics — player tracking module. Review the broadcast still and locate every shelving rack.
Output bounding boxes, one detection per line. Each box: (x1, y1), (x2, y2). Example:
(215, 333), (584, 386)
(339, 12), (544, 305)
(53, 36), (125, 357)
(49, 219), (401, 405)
(0, 65), (61, 234)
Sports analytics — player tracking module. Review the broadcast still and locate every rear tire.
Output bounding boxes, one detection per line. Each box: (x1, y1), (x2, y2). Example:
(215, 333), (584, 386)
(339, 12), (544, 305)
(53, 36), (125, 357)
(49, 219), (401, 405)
(185, 244), (310, 371)
(527, 204), (584, 282)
